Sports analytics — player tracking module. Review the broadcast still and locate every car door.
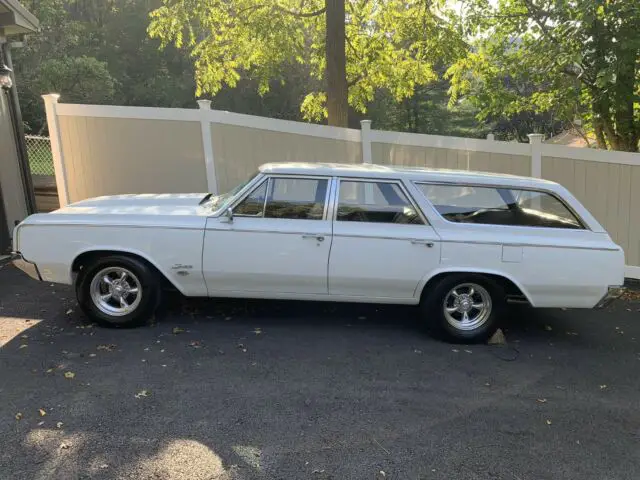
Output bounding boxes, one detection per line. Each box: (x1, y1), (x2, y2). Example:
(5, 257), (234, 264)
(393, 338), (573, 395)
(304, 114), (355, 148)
(203, 175), (332, 296)
(328, 178), (441, 300)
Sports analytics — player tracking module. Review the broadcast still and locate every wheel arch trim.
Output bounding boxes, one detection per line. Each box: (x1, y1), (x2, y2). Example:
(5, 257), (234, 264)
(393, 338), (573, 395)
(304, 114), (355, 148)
(415, 267), (534, 306)
(70, 247), (185, 294)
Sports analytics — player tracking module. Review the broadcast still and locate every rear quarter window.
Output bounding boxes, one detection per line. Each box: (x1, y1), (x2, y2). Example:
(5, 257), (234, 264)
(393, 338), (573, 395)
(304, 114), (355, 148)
(417, 183), (584, 229)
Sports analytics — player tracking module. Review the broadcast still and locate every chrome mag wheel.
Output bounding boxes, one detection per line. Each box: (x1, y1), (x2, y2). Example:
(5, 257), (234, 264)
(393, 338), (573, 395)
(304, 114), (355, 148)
(89, 266), (142, 317)
(442, 282), (492, 331)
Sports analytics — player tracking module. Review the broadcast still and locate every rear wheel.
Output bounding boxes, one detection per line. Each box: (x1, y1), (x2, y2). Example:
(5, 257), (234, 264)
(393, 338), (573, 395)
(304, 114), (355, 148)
(421, 274), (503, 343)
(76, 255), (161, 327)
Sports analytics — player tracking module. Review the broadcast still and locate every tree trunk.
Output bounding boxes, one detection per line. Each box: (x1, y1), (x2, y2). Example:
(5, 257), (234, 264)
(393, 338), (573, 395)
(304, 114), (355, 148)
(592, 95), (620, 150)
(613, 55), (639, 152)
(325, 0), (348, 127)
(593, 120), (608, 150)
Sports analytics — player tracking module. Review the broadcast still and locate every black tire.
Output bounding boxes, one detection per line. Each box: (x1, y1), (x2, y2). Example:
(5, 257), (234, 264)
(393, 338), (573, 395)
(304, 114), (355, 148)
(420, 273), (504, 344)
(76, 255), (161, 327)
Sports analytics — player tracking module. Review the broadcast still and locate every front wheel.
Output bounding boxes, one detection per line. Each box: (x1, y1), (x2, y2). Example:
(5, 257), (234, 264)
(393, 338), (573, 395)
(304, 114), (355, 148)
(76, 255), (161, 327)
(421, 274), (504, 343)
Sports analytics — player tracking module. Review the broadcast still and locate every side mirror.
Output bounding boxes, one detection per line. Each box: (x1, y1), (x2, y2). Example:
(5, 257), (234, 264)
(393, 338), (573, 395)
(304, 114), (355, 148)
(221, 207), (234, 223)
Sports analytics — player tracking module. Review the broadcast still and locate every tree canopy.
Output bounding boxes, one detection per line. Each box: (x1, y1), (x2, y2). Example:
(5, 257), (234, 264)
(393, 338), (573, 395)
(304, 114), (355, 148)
(14, 0), (198, 134)
(448, 0), (640, 151)
(15, 0), (639, 149)
(148, 0), (465, 126)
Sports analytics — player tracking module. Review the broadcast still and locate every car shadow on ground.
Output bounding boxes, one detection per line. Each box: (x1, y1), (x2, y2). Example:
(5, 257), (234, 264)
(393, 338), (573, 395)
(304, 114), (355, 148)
(2, 264), (640, 480)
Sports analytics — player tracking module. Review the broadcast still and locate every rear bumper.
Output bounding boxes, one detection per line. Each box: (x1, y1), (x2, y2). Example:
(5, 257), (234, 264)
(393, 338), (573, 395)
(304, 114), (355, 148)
(11, 252), (42, 281)
(594, 286), (625, 309)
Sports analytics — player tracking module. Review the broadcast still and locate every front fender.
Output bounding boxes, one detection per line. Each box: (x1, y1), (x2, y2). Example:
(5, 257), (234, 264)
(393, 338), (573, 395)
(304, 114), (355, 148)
(71, 246), (184, 290)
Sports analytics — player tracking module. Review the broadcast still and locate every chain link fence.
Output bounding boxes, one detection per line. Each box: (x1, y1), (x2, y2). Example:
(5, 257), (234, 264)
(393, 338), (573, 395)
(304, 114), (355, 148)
(25, 135), (55, 176)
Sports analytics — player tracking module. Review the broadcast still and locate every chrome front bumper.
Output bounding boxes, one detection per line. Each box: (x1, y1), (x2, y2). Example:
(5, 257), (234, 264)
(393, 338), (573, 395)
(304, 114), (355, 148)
(11, 252), (42, 281)
(595, 286), (625, 309)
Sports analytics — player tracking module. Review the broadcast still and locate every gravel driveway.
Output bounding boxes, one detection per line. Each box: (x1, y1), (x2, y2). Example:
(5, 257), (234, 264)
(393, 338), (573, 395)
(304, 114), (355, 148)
(1, 263), (639, 480)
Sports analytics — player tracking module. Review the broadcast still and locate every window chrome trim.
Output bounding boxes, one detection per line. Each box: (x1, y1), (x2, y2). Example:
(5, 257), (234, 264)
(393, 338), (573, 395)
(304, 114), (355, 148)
(326, 177), (339, 222)
(412, 181), (589, 231)
(333, 177), (430, 226)
(224, 174), (333, 221)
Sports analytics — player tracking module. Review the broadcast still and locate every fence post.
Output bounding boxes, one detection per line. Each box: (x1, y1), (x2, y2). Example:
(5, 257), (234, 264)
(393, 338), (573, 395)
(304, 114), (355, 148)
(528, 133), (544, 178)
(360, 119), (372, 164)
(486, 133), (495, 141)
(197, 99), (218, 194)
(42, 93), (70, 207)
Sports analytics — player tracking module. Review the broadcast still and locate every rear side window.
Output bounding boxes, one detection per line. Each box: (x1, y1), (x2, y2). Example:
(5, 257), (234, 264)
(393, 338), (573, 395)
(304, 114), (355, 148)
(418, 183), (583, 229)
(337, 180), (424, 225)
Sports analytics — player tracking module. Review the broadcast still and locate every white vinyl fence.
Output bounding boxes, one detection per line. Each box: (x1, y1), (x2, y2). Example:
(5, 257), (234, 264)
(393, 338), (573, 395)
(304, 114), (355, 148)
(42, 94), (640, 279)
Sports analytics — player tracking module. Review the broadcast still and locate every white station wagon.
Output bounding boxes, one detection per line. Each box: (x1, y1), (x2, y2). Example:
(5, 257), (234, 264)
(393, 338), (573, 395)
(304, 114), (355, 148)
(12, 163), (625, 342)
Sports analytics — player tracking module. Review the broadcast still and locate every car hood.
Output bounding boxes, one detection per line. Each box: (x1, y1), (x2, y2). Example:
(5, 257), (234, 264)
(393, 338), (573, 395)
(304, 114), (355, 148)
(52, 193), (211, 216)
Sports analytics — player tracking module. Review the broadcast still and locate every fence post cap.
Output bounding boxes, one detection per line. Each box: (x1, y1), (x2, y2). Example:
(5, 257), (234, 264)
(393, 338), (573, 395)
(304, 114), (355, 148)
(527, 133), (545, 143)
(42, 93), (60, 103)
(486, 133), (495, 141)
(197, 99), (212, 110)
(360, 119), (372, 127)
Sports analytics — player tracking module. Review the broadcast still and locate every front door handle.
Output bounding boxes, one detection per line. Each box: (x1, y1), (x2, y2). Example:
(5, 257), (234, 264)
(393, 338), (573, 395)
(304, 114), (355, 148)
(302, 234), (324, 242)
(410, 239), (434, 247)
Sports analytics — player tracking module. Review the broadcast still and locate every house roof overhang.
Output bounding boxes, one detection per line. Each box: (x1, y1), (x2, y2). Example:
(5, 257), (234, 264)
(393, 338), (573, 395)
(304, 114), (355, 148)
(0, 0), (39, 37)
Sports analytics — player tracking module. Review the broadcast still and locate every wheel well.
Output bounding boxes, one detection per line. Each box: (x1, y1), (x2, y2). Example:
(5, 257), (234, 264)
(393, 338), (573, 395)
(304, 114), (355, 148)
(71, 250), (175, 289)
(420, 271), (528, 303)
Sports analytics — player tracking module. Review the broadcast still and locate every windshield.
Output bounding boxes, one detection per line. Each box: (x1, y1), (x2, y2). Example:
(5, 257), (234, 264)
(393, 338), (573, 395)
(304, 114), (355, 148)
(203, 171), (261, 211)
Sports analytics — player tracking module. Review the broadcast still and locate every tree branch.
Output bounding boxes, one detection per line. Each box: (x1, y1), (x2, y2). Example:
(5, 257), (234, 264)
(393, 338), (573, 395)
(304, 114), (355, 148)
(238, 3), (326, 20)
(521, 0), (596, 87)
(274, 5), (326, 17)
(569, 120), (592, 148)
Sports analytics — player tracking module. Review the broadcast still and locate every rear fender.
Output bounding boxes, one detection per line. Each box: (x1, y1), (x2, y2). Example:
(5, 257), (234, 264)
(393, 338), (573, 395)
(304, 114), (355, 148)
(415, 267), (534, 305)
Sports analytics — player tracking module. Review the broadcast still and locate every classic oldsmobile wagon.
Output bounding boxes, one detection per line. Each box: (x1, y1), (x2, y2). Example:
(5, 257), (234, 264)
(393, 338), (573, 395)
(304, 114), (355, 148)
(12, 163), (625, 342)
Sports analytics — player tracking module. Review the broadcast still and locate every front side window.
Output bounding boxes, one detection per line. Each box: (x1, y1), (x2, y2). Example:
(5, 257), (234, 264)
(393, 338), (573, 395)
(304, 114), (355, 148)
(234, 177), (328, 220)
(418, 183), (583, 229)
(337, 180), (424, 225)
(234, 180), (267, 216)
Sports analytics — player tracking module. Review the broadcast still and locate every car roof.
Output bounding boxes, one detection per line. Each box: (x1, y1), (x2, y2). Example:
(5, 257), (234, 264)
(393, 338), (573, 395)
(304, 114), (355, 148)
(258, 162), (558, 189)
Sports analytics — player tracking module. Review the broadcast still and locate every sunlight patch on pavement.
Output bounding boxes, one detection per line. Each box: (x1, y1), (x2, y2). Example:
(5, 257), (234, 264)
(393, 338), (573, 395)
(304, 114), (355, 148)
(24, 429), (88, 480)
(134, 439), (227, 479)
(0, 317), (42, 347)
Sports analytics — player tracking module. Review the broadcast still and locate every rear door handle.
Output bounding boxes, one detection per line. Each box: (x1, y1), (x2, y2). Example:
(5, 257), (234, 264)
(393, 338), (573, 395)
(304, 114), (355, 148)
(302, 234), (324, 242)
(410, 240), (434, 247)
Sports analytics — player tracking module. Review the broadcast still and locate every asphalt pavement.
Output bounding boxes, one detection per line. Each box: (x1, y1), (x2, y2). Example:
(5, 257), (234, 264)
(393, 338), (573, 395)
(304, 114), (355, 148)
(1, 263), (639, 480)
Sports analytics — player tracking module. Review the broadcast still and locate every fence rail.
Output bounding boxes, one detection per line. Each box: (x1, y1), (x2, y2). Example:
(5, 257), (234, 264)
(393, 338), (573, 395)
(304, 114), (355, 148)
(41, 94), (640, 279)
